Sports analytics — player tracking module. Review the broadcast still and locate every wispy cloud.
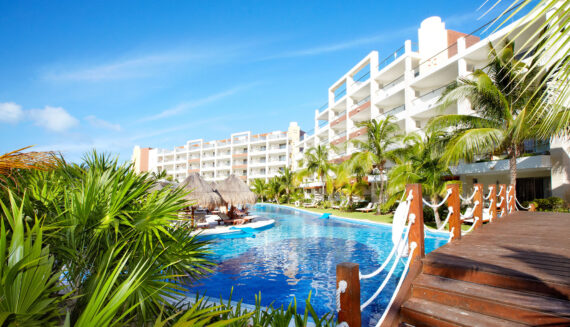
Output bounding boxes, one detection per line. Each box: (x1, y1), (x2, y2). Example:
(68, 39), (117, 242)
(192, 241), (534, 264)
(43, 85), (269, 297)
(136, 83), (258, 123)
(43, 53), (194, 82)
(263, 27), (416, 60)
(85, 115), (122, 131)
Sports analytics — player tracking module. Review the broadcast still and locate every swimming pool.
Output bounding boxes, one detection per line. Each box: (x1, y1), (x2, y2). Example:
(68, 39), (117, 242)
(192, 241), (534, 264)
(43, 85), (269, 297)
(189, 204), (448, 326)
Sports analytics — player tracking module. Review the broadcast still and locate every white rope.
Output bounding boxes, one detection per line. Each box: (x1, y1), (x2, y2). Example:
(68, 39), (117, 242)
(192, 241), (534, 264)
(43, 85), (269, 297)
(460, 201), (480, 219)
(361, 242), (417, 311)
(337, 323), (348, 327)
(336, 280), (347, 312)
(422, 189), (452, 208)
(360, 218), (413, 280)
(436, 207), (453, 231)
(448, 227), (455, 241)
(375, 243), (417, 327)
(459, 185), (479, 202)
(507, 195), (514, 213)
(500, 208), (505, 218)
(497, 185), (504, 198)
(483, 186), (493, 200)
(461, 217), (479, 235)
(496, 196), (504, 207)
(515, 196), (531, 210)
(486, 198), (495, 222)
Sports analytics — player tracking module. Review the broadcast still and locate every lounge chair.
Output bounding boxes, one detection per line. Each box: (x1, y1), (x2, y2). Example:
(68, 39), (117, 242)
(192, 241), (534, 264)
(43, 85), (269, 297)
(331, 199), (347, 210)
(303, 200), (318, 208)
(356, 202), (377, 212)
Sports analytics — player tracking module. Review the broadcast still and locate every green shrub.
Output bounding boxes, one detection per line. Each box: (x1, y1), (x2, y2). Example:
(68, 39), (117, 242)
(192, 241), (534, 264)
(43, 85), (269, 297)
(527, 196), (568, 212)
(322, 200), (331, 209)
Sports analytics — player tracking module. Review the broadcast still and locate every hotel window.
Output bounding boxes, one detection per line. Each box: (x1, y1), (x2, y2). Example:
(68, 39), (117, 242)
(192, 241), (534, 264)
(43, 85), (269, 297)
(261, 146), (266, 151)
(279, 144), (286, 149)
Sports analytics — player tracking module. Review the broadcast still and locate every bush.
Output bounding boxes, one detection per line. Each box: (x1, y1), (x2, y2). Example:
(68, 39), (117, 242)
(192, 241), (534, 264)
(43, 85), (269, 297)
(527, 196), (568, 212)
(322, 200), (331, 209)
(422, 204), (448, 224)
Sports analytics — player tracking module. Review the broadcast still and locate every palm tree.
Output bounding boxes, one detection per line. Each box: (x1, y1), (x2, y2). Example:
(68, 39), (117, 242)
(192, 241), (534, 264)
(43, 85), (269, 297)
(278, 167), (296, 203)
(326, 163), (348, 203)
(266, 177), (283, 203)
(350, 116), (401, 212)
(388, 132), (451, 227)
(251, 178), (268, 202)
(491, 0), (569, 138)
(429, 41), (547, 189)
(297, 145), (331, 198)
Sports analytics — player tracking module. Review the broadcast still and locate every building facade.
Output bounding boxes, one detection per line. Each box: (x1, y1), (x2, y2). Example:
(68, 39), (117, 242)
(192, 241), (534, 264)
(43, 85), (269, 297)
(133, 122), (301, 184)
(294, 14), (569, 202)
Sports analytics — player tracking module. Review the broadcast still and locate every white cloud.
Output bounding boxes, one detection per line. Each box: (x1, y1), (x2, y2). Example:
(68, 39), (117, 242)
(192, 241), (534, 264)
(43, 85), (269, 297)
(85, 115), (121, 131)
(29, 106), (79, 132)
(136, 83), (258, 123)
(0, 102), (24, 123)
(43, 53), (193, 82)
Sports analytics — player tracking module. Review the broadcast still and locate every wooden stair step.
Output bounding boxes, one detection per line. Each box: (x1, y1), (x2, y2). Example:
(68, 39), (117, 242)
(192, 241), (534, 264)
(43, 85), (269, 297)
(412, 274), (570, 325)
(422, 257), (570, 299)
(401, 298), (529, 327)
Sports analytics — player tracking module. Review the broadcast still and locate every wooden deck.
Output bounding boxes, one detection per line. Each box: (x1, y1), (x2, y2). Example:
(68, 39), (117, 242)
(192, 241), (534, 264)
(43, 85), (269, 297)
(388, 211), (570, 326)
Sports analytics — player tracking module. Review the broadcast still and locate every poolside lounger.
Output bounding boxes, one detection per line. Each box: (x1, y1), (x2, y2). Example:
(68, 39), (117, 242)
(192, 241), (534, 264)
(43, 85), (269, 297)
(303, 200), (318, 208)
(331, 199), (346, 209)
(356, 202), (375, 212)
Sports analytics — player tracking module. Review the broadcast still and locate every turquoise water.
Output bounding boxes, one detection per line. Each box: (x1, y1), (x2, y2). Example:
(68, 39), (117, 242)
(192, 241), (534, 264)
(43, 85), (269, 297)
(189, 204), (448, 326)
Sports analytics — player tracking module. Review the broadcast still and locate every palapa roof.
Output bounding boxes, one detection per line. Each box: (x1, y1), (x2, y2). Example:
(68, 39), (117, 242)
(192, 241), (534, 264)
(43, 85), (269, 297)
(180, 173), (225, 209)
(147, 179), (178, 193)
(216, 174), (257, 206)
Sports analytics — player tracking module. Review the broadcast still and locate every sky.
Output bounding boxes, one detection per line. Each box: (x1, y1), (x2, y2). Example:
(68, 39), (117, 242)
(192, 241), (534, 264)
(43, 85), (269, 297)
(0, 0), (514, 162)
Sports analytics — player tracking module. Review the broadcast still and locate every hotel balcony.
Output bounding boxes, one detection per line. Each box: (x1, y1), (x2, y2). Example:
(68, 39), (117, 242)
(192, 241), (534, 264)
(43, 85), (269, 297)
(267, 132), (287, 141)
(188, 168), (200, 173)
(349, 127), (367, 141)
(450, 155), (552, 176)
(331, 131), (347, 146)
(250, 135), (267, 143)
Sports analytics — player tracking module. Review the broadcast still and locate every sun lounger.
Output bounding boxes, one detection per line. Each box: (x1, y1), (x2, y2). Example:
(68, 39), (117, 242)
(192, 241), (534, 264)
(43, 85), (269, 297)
(303, 200), (318, 208)
(331, 199), (346, 210)
(356, 202), (376, 212)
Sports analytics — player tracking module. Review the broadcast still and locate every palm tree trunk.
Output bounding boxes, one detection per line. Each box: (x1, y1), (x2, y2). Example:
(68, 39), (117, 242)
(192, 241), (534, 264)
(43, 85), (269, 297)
(432, 195), (442, 228)
(509, 145), (518, 188)
(378, 172), (385, 214)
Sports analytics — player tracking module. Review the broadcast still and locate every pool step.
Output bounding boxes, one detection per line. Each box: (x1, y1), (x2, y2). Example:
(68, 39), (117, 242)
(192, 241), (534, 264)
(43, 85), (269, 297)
(411, 274), (570, 325)
(400, 298), (528, 327)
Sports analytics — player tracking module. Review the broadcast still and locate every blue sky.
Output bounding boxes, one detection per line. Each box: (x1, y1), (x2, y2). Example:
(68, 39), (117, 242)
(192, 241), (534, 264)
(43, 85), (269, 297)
(0, 1), (512, 162)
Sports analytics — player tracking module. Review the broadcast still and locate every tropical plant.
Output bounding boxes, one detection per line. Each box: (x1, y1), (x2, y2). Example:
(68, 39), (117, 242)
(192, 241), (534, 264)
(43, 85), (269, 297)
(325, 163), (348, 203)
(278, 167), (297, 203)
(491, 0), (570, 138)
(266, 177), (283, 204)
(330, 161), (368, 208)
(350, 116), (401, 213)
(297, 145), (331, 197)
(387, 132), (452, 227)
(251, 178), (268, 202)
(429, 41), (548, 188)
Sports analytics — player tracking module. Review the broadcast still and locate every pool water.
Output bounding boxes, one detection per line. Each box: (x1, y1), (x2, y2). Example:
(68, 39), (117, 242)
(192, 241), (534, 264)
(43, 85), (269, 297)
(189, 204), (448, 326)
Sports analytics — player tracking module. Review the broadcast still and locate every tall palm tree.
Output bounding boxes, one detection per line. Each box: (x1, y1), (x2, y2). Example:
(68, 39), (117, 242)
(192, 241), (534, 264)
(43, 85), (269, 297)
(251, 178), (268, 202)
(326, 163), (348, 202)
(297, 145), (331, 198)
(278, 167), (296, 203)
(350, 116), (402, 212)
(333, 161), (368, 209)
(266, 177), (283, 203)
(491, 0), (569, 138)
(429, 41), (547, 188)
(388, 132), (451, 228)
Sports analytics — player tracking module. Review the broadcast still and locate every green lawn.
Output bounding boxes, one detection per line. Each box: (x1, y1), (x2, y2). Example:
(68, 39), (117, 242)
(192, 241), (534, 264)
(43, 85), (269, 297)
(280, 203), (467, 231)
(282, 204), (394, 224)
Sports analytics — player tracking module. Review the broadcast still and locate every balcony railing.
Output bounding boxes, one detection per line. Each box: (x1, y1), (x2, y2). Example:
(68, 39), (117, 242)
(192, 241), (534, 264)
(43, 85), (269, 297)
(384, 104), (405, 116)
(353, 96), (371, 108)
(268, 132), (287, 140)
(378, 45), (405, 71)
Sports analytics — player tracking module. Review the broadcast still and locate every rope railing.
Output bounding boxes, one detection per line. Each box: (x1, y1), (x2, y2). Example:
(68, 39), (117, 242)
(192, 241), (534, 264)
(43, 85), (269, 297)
(335, 183), (532, 326)
(462, 217), (480, 235)
(459, 185), (479, 202)
(515, 196), (532, 210)
(374, 243), (418, 327)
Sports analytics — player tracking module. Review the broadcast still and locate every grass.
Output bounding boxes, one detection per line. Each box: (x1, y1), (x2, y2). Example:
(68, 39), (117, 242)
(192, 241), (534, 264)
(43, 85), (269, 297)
(279, 203), (469, 231)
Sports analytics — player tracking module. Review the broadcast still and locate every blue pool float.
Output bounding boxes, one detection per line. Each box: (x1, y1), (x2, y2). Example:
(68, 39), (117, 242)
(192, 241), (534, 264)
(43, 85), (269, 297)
(320, 213), (331, 219)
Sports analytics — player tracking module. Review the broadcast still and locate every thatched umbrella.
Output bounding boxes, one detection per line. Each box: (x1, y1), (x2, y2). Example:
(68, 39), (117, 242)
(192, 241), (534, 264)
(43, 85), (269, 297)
(147, 179), (178, 193)
(217, 175), (257, 207)
(180, 173), (225, 225)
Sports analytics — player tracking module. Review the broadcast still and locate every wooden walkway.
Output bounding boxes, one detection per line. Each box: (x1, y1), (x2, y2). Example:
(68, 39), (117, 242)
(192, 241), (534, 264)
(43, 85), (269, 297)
(390, 211), (570, 326)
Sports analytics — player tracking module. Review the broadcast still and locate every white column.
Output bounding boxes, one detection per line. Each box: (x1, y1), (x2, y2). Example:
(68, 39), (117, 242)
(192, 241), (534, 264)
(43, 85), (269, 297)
(403, 40), (416, 134)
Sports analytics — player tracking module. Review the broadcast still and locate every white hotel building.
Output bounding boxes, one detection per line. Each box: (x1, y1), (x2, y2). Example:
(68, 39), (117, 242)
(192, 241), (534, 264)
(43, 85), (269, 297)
(132, 122), (301, 184)
(294, 14), (569, 202)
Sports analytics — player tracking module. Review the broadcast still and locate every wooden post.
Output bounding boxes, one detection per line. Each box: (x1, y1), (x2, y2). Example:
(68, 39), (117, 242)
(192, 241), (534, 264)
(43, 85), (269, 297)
(508, 184), (516, 213)
(488, 185), (497, 222)
(473, 184), (483, 229)
(498, 184), (507, 217)
(406, 184), (425, 265)
(336, 262), (361, 327)
(446, 184), (461, 241)
(191, 206), (195, 228)
(529, 203), (536, 211)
